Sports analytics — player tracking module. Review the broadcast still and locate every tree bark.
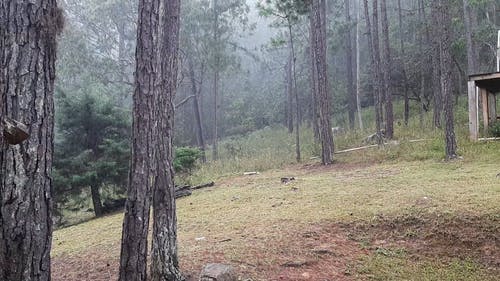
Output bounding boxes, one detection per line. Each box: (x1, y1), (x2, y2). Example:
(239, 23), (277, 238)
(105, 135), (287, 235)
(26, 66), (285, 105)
(311, 0), (334, 164)
(397, 0), (410, 126)
(380, 0), (393, 139)
(287, 24), (301, 163)
(355, 0), (364, 130)
(212, 0), (219, 161)
(119, 0), (159, 280)
(364, 0), (383, 144)
(309, 17), (320, 140)
(439, 0), (458, 160)
(90, 183), (103, 217)
(150, 0), (183, 279)
(187, 57), (206, 162)
(286, 50), (294, 133)
(0, 1), (62, 280)
(430, 0), (442, 128)
(345, 0), (356, 129)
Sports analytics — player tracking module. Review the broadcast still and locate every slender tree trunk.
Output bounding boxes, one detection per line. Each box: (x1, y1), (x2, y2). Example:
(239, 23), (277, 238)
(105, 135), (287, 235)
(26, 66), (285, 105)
(312, 0), (334, 164)
(188, 58), (206, 162)
(355, 0), (364, 130)
(309, 17), (320, 140)
(380, 0), (393, 139)
(212, 0), (219, 161)
(286, 50), (294, 133)
(463, 0), (477, 75)
(430, 0), (442, 128)
(439, 0), (457, 160)
(90, 184), (103, 217)
(119, 0), (159, 280)
(287, 24), (301, 162)
(364, 0), (383, 144)
(150, 0), (183, 279)
(397, 0), (410, 125)
(0, 2), (62, 281)
(345, 0), (356, 129)
(418, 0), (425, 127)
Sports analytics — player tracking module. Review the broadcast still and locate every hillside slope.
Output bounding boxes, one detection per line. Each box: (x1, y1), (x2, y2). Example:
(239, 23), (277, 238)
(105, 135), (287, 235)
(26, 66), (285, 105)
(52, 148), (500, 280)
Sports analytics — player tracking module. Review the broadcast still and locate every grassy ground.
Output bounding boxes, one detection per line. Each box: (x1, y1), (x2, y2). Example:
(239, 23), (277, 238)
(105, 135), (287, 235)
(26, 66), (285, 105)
(52, 139), (500, 280)
(52, 101), (499, 280)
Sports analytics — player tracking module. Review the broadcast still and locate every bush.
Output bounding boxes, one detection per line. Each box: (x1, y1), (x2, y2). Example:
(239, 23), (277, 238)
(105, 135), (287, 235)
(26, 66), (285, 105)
(489, 121), (500, 137)
(174, 147), (202, 173)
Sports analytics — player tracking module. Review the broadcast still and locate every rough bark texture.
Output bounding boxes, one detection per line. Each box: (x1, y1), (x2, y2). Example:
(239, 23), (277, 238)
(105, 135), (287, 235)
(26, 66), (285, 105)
(379, 0), (393, 139)
(311, 0), (334, 164)
(118, 0), (159, 280)
(150, 0), (183, 279)
(430, 0), (442, 128)
(345, 0), (356, 129)
(0, 1), (62, 280)
(364, 0), (383, 144)
(439, 0), (457, 160)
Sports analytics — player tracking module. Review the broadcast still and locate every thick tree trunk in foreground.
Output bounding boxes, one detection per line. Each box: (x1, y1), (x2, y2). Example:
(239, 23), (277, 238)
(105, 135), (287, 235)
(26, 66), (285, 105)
(311, 0), (334, 164)
(119, 0), (159, 280)
(439, 0), (457, 160)
(380, 0), (393, 139)
(150, 0), (183, 279)
(0, 2), (62, 280)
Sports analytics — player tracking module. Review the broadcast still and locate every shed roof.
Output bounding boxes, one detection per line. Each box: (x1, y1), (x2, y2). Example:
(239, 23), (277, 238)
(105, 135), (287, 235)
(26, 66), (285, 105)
(469, 72), (500, 93)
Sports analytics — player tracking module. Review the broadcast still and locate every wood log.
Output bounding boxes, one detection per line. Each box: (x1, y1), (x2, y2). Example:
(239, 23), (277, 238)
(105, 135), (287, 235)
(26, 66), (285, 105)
(191, 181), (215, 190)
(175, 185), (192, 199)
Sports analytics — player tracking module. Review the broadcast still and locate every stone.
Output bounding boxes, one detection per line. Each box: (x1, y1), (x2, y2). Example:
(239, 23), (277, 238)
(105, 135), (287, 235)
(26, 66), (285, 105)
(199, 264), (236, 281)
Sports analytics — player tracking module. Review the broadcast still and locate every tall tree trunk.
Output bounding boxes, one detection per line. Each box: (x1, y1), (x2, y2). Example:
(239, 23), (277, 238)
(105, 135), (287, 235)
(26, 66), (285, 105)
(355, 0), (364, 130)
(312, 0), (334, 164)
(397, 0), (410, 126)
(0, 1), (62, 281)
(418, 0), (426, 128)
(287, 24), (301, 162)
(439, 0), (458, 160)
(345, 0), (356, 129)
(463, 0), (477, 75)
(364, 0), (383, 144)
(380, 0), (393, 139)
(212, 0), (219, 161)
(430, 0), (442, 128)
(188, 57), (206, 162)
(150, 0), (183, 279)
(309, 17), (320, 140)
(286, 50), (294, 133)
(119, 0), (159, 280)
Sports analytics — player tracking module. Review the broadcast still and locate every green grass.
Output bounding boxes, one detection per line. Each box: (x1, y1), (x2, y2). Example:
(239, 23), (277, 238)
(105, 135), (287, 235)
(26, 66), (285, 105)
(52, 98), (500, 280)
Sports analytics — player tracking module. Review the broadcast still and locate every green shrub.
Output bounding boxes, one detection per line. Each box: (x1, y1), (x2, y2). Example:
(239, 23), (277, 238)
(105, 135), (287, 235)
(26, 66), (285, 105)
(489, 121), (500, 137)
(174, 147), (202, 173)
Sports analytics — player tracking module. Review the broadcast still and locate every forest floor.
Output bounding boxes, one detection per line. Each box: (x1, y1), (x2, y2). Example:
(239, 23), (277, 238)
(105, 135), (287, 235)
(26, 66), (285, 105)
(52, 156), (500, 280)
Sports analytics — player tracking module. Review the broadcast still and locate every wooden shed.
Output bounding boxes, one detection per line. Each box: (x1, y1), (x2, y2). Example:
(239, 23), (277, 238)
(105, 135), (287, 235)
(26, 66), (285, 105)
(467, 72), (500, 141)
